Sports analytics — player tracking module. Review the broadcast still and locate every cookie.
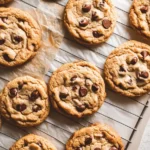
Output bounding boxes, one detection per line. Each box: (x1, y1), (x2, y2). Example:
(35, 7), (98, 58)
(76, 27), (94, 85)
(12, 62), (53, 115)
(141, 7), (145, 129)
(49, 61), (106, 118)
(10, 134), (57, 150)
(64, 0), (116, 45)
(66, 123), (124, 150)
(0, 76), (50, 127)
(0, 0), (13, 4)
(129, 0), (150, 38)
(0, 7), (41, 67)
(104, 40), (150, 97)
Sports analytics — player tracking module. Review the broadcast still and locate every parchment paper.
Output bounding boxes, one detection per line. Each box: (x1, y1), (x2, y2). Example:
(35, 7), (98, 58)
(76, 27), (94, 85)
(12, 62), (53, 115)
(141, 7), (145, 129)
(0, 0), (150, 150)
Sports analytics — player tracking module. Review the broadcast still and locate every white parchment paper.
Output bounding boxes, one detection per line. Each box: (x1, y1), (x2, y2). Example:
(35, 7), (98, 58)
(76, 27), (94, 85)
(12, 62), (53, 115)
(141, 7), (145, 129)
(0, 0), (150, 150)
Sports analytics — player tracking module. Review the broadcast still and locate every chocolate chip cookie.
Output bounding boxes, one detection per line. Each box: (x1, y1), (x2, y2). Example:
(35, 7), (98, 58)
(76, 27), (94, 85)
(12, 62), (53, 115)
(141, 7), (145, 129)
(49, 61), (106, 118)
(10, 134), (57, 150)
(64, 0), (116, 45)
(0, 76), (50, 127)
(104, 40), (150, 97)
(0, 0), (13, 4)
(129, 0), (150, 38)
(66, 123), (124, 150)
(0, 7), (41, 67)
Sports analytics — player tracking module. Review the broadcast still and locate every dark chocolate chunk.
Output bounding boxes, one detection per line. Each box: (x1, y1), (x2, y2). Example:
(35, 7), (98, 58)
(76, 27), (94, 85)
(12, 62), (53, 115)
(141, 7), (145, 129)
(102, 19), (111, 29)
(82, 3), (91, 12)
(30, 90), (40, 101)
(9, 88), (18, 98)
(79, 87), (88, 97)
(16, 104), (26, 112)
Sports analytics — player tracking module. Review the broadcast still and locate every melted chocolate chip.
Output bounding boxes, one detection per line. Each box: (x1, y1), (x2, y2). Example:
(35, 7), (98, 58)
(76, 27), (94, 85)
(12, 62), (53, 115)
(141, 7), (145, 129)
(79, 18), (89, 27)
(139, 71), (149, 78)
(140, 6), (148, 13)
(141, 51), (148, 60)
(76, 147), (82, 150)
(16, 104), (26, 112)
(72, 85), (78, 91)
(59, 92), (68, 99)
(119, 65), (126, 72)
(85, 137), (92, 145)
(79, 87), (88, 97)
(71, 75), (77, 81)
(93, 31), (103, 38)
(30, 90), (40, 101)
(102, 19), (111, 29)
(32, 105), (41, 112)
(82, 3), (91, 12)
(9, 88), (18, 98)
(92, 84), (99, 92)
(18, 83), (23, 90)
(3, 53), (13, 62)
(0, 39), (5, 45)
(24, 140), (28, 147)
(37, 142), (42, 147)
(109, 147), (118, 150)
(12, 35), (23, 44)
(94, 148), (101, 150)
(130, 57), (138, 65)
(76, 104), (86, 112)
(92, 11), (98, 21)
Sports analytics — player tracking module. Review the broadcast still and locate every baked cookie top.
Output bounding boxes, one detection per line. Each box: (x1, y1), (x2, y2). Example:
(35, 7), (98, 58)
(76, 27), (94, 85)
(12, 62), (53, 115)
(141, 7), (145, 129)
(66, 123), (124, 150)
(104, 40), (150, 97)
(64, 0), (116, 45)
(10, 134), (57, 150)
(0, 0), (13, 4)
(129, 0), (150, 38)
(0, 7), (41, 67)
(0, 76), (50, 127)
(49, 61), (106, 118)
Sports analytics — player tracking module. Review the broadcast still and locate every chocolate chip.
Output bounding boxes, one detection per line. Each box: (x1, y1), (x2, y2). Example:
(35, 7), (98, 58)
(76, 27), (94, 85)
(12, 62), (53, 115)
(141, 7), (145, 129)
(79, 87), (88, 97)
(141, 51), (148, 60)
(37, 142), (42, 147)
(139, 71), (149, 78)
(59, 92), (68, 99)
(79, 18), (89, 27)
(71, 75), (77, 81)
(12, 35), (23, 44)
(109, 147), (118, 150)
(76, 104), (86, 112)
(140, 6), (148, 13)
(119, 65), (126, 72)
(72, 85), (78, 91)
(130, 57), (138, 65)
(92, 84), (99, 92)
(9, 88), (18, 98)
(30, 90), (40, 101)
(94, 148), (101, 150)
(76, 147), (82, 150)
(32, 105), (41, 112)
(82, 3), (91, 12)
(16, 104), (26, 112)
(93, 31), (103, 38)
(102, 19), (111, 29)
(24, 140), (28, 146)
(92, 11), (98, 21)
(3, 54), (13, 62)
(0, 39), (5, 45)
(85, 137), (92, 145)
(18, 84), (23, 90)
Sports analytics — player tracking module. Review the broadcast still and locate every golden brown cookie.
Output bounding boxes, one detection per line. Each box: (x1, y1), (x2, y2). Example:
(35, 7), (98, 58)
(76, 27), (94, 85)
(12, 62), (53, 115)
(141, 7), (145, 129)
(104, 40), (150, 97)
(129, 0), (150, 38)
(0, 76), (50, 127)
(66, 123), (124, 150)
(10, 134), (57, 150)
(64, 0), (117, 45)
(0, 7), (41, 67)
(0, 0), (13, 4)
(48, 61), (106, 118)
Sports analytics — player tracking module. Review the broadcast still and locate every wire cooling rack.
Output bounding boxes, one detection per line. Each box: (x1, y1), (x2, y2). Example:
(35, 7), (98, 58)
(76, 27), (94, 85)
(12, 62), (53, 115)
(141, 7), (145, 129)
(0, 0), (150, 149)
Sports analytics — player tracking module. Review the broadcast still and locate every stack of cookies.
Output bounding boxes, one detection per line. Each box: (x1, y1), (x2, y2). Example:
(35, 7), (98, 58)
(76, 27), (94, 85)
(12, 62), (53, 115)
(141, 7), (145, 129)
(0, 0), (150, 149)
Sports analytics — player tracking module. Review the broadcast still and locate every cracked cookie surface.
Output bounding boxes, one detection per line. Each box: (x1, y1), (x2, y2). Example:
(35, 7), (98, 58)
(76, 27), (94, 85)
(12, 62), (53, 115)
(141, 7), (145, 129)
(66, 123), (124, 150)
(49, 61), (106, 118)
(129, 0), (150, 38)
(0, 76), (50, 127)
(104, 40), (150, 97)
(10, 134), (57, 150)
(0, 0), (13, 4)
(64, 0), (116, 45)
(0, 7), (41, 67)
